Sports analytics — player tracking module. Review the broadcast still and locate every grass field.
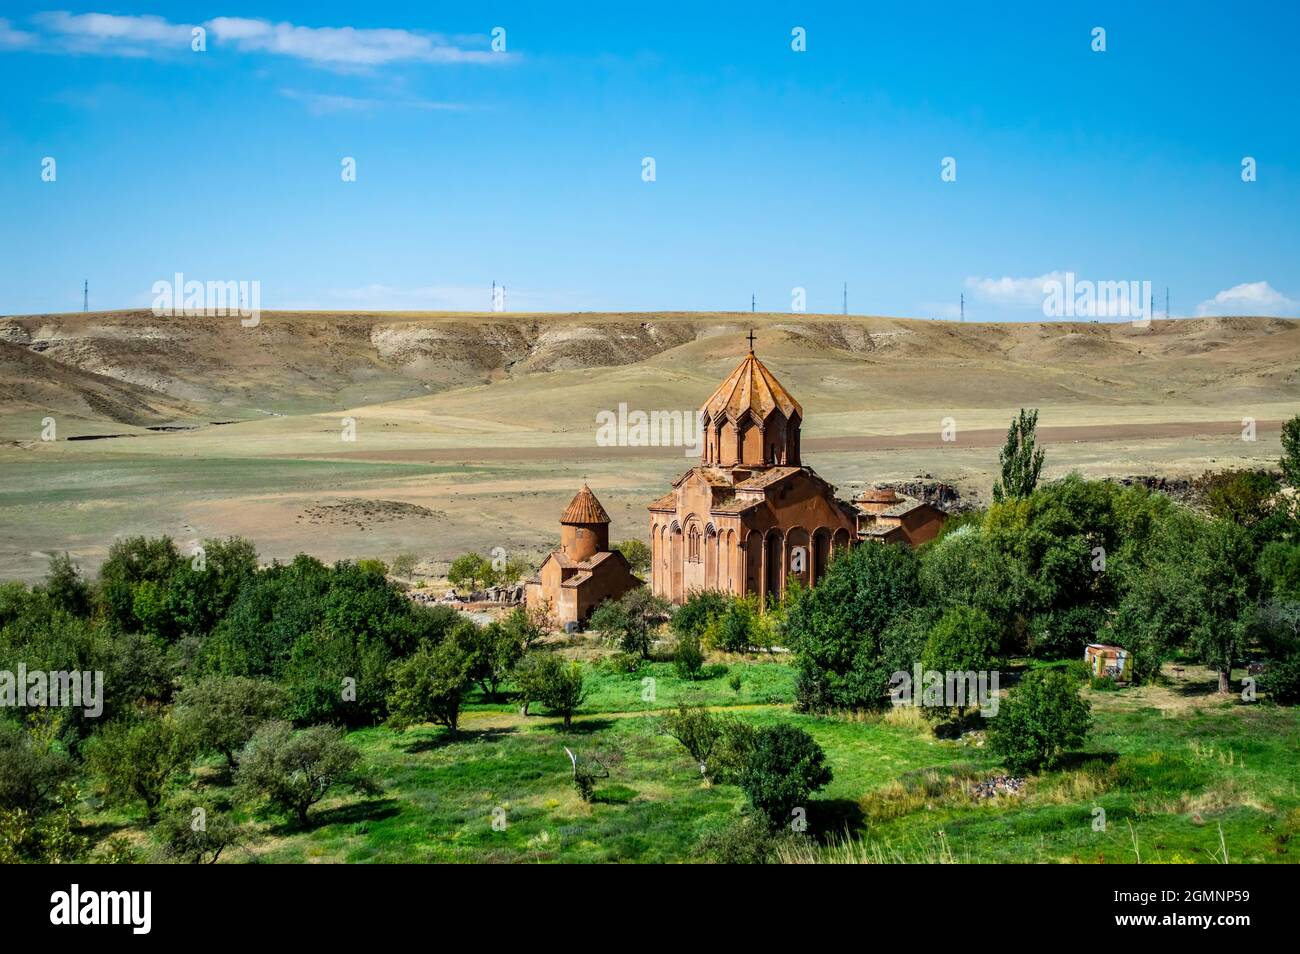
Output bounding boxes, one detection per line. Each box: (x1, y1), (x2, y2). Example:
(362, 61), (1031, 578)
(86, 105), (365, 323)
(81, 657), (1300, 864)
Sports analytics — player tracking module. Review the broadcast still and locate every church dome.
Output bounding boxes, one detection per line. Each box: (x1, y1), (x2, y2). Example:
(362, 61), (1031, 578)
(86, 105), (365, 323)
(561, 484), (611, 524)
(701, 352), (802, 423)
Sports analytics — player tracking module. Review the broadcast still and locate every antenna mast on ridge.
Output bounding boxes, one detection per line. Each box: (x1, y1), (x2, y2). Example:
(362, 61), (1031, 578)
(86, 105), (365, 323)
(83, 279), (88, 313)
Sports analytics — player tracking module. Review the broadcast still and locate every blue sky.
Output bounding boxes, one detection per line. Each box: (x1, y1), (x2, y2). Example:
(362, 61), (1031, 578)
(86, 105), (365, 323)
(1, 1), (1298, 319)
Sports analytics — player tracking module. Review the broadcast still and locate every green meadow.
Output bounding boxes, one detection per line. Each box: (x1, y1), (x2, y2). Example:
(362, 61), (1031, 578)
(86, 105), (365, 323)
(82, 659), (1300, 864)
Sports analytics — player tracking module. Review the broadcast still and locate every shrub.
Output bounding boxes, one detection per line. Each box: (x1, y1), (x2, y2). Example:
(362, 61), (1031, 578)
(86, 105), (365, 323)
(671, 590), (729, 641)
(674, 630), (705, 680)
(0, 722), (74, 814)
(615, 539), (652, 575)
(738, 724), (833, 829)
(708, 595), (765, 654)
(1283, 414), (1300, 488)
(919, 606), (1001, 721)
(694, 814), (793, 864)
(447, 553), (495, 591)
(659, 703), (721, 776)
(706, 717), (758, 785)
(987, 669), (1091, 773)
(1263, 653), (1300, 705)
(590, 588), (669, 658)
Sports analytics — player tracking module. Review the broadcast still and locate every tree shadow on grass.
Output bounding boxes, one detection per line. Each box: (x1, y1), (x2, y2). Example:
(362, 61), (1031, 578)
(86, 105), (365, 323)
(270, 797), (402, 835)
(808, 799), (865, 840)
(545, 718), (617, 735)
(399, 726), (514, 753)
(1051, 749), (1119, 772)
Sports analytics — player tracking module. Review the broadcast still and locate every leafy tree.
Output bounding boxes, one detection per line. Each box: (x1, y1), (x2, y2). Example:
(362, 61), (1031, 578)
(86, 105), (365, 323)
(1195, 469), (1280, 529)
(1260, 540), (1300, 602)
(1111, 514), (1257, 692)
(153, 793), (253, 864)
(448, 553), (495, 591)
(738, 724), (833, 829)
(987, 668), (1091, 773)
(707, 595), (766, 653)
(500, 605), (546, 654)
(235, 721), (371, 827)
(173, 676), (287, 769)
(659, 703), (721, 776)
(84, 711), (192, 822)
(0, 722), (73, 814)
(495, 559), (527, 587)
(590, 587), (668, 658)
(456, 619), (524, 700)
(41, 552), (92, 617)
(0, 783), (85, 864)
(97, 536), (182, 635)
(356, 558), (389, 576)
(1263, 653), (1300, 705)
(529, 653), (587, 728)
(920, 606), (1000, 721)
(674, 629), (705, 680)
(616, 539), (652, 575)
(386, 638), (474, 734)
(390, 553), (419, 580)
(992, 408), (1046, 503)
(671, 589), (729, 641)
(785, 542), (921, 711)
(163, 537), (258, 639)
(1281, 414), (1300, 488)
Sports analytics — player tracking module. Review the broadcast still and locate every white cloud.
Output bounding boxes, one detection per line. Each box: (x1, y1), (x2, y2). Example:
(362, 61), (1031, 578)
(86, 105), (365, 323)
(964, 271), (1066, 308)
(11, 12), (507, 69)
(1195, 281), (1299, 317)
(279, 87), (473, 115)
(0, 18), (38, 48)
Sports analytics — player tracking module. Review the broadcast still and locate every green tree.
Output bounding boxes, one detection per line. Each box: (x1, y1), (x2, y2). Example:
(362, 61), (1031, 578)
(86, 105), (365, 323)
(84, 711), (191, 822)
(390, 553), (419, 580)
(1195, 469), (1280, 528)
(153, 793), (253, 864)
(447, 553), (495, 591)
(992, 408), (1046, 503)
(738, 724), (833, 829)
(97, 536), (182, 635)
(41, 553), (92, 617)
(0, 722), (74, 814)
(235, 721), (370, 827)
(659, 703), (721, 776)
(784, 542), (921, 711)
(615, 539), (652, 575)
(988, 668), (1091, 773)
(920, 606), (1001, 722)
(386, 638), (474, 734)
(173, 676), (287, 770)
(589, 587), (668, 658)
(1281, 413), (1300, 488)
(455, 619), (524, 700)
(530, 654), (587, 728)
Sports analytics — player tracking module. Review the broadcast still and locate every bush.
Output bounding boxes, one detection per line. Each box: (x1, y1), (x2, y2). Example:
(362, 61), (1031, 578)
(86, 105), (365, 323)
(919, 606), (1001, 721)
(738, 724), (833, 829)
(590, 588), (669, 658)
(694, 814), (794, 864)
(615, 539), (652, 575)
(671, 590), (729, 641)
(235, 721), (371, 827)
(707, 595), (766, 654)
(988, 669), (1091, 773)
(674, 630), (705, 680)
(659, 703), (721, 776)
(153, 793), (252, 863)
(0, 722), (74, 814)
(1263, 653), (1300, 705)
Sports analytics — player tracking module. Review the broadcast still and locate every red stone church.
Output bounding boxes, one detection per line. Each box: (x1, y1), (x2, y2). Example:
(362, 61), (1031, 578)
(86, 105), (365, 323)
(648, 343), (943, 605)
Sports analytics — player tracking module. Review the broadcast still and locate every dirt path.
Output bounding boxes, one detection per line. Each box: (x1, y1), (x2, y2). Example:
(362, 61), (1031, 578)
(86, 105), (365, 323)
(286, 419), (1284, 463)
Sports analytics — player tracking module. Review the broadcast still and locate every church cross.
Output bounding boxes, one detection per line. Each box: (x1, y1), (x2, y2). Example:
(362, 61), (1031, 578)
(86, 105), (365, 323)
(746, 328), (756, 353)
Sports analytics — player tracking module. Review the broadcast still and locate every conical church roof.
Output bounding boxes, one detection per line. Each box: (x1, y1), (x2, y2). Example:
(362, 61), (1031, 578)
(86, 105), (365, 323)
(701, 352), (802, 422)
(561, 484), (611, 524)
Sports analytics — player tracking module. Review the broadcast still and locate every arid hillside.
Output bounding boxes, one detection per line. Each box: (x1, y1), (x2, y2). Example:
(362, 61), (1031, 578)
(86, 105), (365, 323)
(2, 311), (1298, 436)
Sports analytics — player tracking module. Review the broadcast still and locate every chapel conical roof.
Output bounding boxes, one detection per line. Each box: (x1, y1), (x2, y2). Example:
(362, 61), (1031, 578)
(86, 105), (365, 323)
(561, 484), (611, 524)
(701, 351), (802, 422)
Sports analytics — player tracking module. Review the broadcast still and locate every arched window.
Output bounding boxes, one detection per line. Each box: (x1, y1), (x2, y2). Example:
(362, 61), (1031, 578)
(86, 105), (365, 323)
(688, 526), (701, 562)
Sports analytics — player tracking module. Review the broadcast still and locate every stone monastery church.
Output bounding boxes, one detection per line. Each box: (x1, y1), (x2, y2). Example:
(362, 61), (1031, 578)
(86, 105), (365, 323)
(647, 341), (944, 605)
(527, 339), (943, 626)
